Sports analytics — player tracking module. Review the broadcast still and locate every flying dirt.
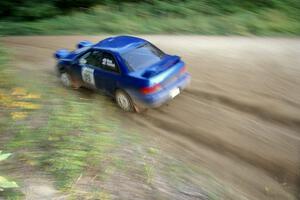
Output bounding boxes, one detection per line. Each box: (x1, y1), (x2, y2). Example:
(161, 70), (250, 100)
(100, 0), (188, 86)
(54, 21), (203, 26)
(1, 36), (300, 200)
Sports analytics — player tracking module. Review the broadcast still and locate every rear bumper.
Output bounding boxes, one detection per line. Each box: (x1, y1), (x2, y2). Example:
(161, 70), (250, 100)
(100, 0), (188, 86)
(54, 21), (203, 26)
(132, 73), (191, 108)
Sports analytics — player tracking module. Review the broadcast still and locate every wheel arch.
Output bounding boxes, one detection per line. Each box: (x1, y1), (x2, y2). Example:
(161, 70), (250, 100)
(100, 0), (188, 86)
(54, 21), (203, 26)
(56, 63), (66, 74)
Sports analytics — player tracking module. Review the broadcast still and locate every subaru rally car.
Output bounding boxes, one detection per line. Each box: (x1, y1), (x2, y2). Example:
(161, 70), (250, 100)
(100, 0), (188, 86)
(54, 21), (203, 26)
(54, 36), (191, 112)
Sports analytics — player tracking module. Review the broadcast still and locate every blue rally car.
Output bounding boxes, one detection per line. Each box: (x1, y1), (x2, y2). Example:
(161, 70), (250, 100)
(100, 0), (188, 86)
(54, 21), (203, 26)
(54, 36), (191, 112)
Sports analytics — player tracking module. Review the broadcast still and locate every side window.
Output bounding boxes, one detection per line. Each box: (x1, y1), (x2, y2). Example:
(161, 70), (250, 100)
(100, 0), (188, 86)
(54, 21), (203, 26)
(79, 50), (102, 68)
(101, 52), (119, 73)
(79, 51), (91, 64)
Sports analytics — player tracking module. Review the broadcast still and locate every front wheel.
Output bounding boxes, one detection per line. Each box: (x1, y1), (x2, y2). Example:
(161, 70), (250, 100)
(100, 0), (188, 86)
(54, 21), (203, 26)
(60, 72), (72, 87)
(59, 71), (81, 89)
(115, 90), (135, 112)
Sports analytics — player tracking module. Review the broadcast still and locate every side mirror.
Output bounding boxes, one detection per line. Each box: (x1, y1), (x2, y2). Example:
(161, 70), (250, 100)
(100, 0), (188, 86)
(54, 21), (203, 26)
(54, 49), (70, 59)
(79, 58), (87, 65)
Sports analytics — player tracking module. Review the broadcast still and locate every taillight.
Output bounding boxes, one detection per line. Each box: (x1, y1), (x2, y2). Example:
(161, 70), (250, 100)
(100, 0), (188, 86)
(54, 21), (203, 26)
(180, 66), (187, 74)
(140, 83), (162, 94)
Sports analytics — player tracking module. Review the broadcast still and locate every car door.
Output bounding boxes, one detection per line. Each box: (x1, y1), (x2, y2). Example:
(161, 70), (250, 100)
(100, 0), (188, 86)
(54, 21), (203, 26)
(97, 51), (121, 95)
(77, 50), (104, 90)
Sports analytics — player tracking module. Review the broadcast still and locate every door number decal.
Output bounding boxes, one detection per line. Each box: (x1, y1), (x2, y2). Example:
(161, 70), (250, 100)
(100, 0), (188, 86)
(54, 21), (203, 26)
(81, 66), (95, 86)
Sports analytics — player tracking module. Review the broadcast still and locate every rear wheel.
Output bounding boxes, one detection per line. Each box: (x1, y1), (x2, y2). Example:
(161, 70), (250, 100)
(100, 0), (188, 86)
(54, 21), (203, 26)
(115, 90), (135, 112)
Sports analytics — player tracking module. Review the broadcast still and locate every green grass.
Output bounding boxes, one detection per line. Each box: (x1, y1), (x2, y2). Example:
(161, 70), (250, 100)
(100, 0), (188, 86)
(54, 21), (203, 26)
(0, 44), (121, 197)
(0, 46), (24, 200)
(6, 96), (117, 189)
(0, 47), (15, 88)
(1, 78), (126, 191)
(0, 1), (299, 36)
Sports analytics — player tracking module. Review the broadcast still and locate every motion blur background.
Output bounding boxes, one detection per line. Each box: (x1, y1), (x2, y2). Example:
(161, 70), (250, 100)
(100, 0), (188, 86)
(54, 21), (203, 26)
(0, 0), (299, 35)
(0, 1), (300, 200)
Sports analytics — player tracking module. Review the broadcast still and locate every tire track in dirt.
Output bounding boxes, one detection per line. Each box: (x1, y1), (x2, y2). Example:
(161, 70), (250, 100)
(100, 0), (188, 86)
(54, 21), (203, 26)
(129, 112), (297, 200)
(135, 110), (298, 185)
(252, 91), (300, 110)
(185, 88), (300, 131)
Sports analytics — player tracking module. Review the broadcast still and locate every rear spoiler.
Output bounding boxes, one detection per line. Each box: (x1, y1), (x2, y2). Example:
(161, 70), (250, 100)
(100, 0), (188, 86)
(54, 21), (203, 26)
(142, 56), (180, 78)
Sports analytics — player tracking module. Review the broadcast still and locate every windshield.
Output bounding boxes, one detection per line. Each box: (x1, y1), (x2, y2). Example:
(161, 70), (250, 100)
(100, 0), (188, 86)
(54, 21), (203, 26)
(121, 43), (165, 71)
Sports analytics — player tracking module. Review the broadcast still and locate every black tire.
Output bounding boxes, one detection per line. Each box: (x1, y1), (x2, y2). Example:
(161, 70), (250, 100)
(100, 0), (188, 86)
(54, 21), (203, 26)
(59, 71), (73, 88)
(115, 90), (135, 112)
(57, 65), (81, 89)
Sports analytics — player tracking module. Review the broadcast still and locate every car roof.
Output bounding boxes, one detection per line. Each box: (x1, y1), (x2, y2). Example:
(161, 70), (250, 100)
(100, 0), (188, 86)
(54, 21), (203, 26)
(94, 35), (147, 54)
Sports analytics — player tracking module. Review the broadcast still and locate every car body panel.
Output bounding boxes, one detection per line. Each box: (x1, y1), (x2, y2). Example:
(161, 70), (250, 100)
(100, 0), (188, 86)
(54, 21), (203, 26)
(128, 73), (191, 107)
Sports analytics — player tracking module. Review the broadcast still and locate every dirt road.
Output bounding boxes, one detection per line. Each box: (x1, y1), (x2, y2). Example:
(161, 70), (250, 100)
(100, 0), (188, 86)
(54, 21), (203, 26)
(2, 36), (300, 200)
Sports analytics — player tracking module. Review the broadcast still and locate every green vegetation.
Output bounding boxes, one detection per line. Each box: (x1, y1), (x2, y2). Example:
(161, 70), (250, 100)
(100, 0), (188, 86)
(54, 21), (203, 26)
(0, 47), (23, 200)
(0, 0), (299, 35)
(6, 96), (117, 190)
(0, 151), (18, 191)
(0, 84), (123, 193)
(0, 45), (121, 197)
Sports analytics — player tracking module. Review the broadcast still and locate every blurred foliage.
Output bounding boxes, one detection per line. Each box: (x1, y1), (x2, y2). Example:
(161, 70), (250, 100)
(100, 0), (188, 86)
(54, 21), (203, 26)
(0, 0), (299, 35)
(0, 151), (18, 191)
(0, 0), (95, 19)
(1, 0), (299, 19)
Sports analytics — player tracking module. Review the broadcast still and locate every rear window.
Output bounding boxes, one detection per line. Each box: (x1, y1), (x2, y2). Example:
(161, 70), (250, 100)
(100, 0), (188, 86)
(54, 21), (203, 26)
(121, 43), (165, 71)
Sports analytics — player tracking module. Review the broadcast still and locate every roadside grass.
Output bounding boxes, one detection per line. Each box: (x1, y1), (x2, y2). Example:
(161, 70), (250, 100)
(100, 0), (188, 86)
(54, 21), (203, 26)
(0, 3), (299, 36)
(5, 93), (117, 190)
(0, 46), (24, 200)
(0, 45), (121, 197)
(0, 47), (15, 88)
